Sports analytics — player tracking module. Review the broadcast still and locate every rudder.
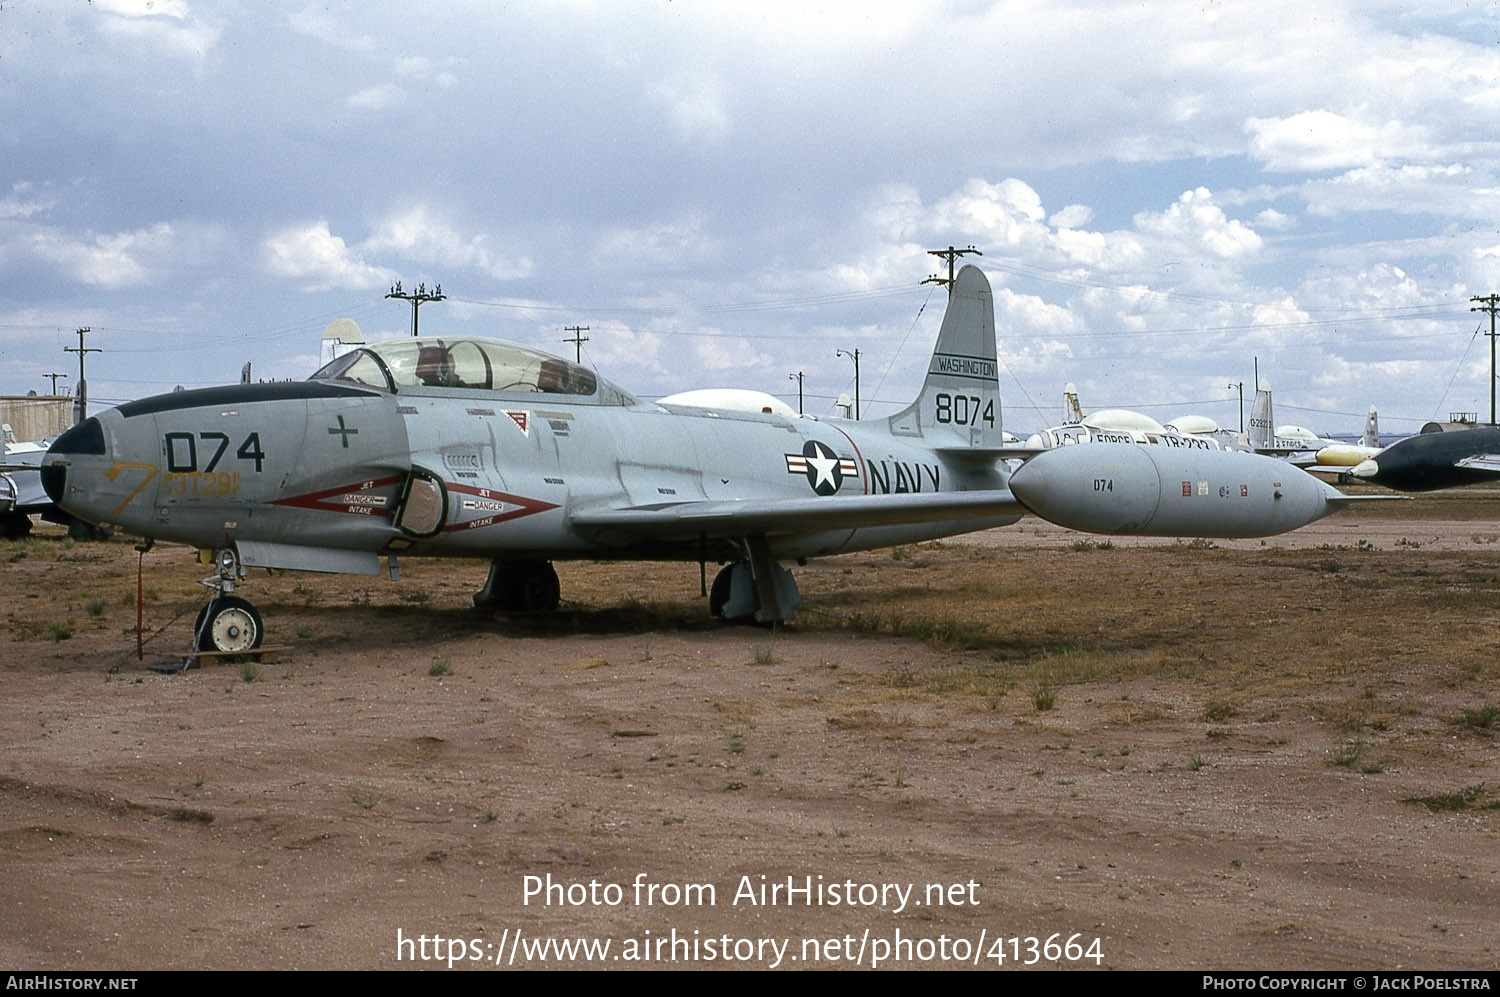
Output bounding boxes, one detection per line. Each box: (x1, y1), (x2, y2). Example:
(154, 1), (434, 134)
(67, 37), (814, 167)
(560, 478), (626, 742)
(887, 265), (1002, 447)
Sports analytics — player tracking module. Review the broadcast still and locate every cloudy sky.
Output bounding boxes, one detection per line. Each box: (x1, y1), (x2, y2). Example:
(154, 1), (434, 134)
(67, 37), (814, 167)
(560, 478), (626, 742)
(3, 0), (1499, 437)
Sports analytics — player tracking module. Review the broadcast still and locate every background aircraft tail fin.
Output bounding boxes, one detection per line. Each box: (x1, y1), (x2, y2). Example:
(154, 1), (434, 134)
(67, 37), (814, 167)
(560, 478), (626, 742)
(887, 264), (1002, 448)
(1248, 379), (1273, 450)
(1362, 406), (1380, 448)
(1063, 383), (1084, 425)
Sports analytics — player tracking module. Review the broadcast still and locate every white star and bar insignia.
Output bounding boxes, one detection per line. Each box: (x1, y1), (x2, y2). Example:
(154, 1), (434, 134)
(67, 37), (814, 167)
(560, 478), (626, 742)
(785, 440), (858, 496)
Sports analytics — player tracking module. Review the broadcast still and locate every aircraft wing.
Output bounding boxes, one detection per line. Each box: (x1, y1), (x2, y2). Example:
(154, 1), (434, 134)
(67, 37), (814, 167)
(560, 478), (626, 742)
(1454, 454), (1500, 475)
(570, 489), (1025, 541)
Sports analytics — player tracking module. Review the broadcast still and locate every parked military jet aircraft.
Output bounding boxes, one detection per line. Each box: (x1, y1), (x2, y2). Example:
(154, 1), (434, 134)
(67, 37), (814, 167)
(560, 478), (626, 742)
(1, 430), (48, 540)
(1243, 380), (1384, 469)
(41, 266), (1372, 653)
(1347, 425), (1500, 491)
(1023, 393), (1229, 452)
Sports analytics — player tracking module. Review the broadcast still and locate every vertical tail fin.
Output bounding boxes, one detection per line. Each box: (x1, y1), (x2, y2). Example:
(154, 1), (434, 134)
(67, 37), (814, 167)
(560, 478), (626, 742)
(887, 265), (1002, 447)
(1362, 406), (1379, 448)
(1063, 383), (1084, 424)
(1247, 379), (1273, 450)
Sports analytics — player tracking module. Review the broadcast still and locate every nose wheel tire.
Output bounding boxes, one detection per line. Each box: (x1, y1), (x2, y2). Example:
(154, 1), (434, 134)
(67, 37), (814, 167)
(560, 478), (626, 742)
(195, 596), (264, 653)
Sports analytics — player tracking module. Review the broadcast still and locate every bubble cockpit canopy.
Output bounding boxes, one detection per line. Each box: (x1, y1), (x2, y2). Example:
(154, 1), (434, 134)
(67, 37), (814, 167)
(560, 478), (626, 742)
(310, 337), (635, 405)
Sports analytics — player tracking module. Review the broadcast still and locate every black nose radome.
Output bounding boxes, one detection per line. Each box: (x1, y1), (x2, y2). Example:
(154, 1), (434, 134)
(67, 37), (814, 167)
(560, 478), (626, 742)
(42, 418), (105, 503)
(49, 418), (105, 456)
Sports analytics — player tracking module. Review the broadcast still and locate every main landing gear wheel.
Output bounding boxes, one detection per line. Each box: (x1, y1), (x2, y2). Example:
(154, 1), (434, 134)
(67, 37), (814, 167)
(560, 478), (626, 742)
(709, 563), (757, 624)
(709, 564), (734, 618)
(512, 562), (561, 613)
(474, 559), (560, 613)
(195, 596), (264, 653)
(0, 512), (31, 541)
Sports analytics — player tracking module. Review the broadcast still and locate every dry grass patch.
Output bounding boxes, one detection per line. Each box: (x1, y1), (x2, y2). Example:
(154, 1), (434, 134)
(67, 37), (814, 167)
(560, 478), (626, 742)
(711, 700), (759, 726)
(1315, 692), (1401, 735)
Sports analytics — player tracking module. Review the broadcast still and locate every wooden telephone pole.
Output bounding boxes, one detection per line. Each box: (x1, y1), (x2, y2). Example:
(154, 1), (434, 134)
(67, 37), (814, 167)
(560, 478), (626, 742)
(1473, 294), (1500, 425)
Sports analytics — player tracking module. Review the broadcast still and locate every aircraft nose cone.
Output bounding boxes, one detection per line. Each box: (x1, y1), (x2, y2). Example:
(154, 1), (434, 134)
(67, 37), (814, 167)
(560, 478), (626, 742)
(39, 462), (65, 505)
(1005, 455), (1046, 508)
(42, 418), (107, 504)
(1349, 458), (1378, 479)
(1007, 444), (1161, 534)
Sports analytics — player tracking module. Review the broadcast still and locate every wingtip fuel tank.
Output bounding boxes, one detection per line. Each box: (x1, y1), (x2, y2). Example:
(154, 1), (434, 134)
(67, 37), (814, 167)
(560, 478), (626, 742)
(1008, 443), (1345, 538)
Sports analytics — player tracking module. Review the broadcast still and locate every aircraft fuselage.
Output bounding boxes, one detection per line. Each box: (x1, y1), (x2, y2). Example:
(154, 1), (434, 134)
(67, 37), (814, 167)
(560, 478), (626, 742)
(43, 379), (1013, 570)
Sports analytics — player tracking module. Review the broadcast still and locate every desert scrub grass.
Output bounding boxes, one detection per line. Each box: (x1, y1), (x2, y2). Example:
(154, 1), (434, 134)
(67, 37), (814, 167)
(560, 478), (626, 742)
(710, 699), (759, 726)
(1316, 696), (1395, 734)
(869, 660), (1013, 701)
(805, 605), (989, 651)
(1457, 703), (1497, 733)
(1016, 644), (1181, 688)
(1327, 740), (1384, 773)
(825, 709), (883, 731)
(428, 656), (453, 677)
(1403, 784), (1500, 814)
(238, 661), (261, 683)
(751, 643), (779, 665)
(1070, 538), (1114, 552)
(1202, 698), (1240, 723)
(1317, 538), (1377, 553)
(1031, 684), (1056, 712)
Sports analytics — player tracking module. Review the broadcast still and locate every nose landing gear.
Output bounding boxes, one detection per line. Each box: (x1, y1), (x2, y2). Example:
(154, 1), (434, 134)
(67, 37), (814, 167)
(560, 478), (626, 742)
(194, 595), (264, 653)
(196, 548), (265, 653)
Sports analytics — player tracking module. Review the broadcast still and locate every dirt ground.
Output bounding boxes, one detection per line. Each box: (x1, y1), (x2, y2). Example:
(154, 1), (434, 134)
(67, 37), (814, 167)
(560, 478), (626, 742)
(2, 490), (1498, 971)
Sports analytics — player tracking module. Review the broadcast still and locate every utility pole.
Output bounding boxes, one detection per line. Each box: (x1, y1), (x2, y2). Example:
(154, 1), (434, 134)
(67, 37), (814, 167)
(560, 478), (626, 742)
(788, 371), (804, 414)
(1227, 381), (1243, 433)
(44, 372), (68, 395)
(387, 281), (445, 337)
(564, 325), (590, 363)
(1472, 294), (1500, 425)
(836, 348), (861, 420)
(63, 327), (101, 423)
(923, 245), (983, 292)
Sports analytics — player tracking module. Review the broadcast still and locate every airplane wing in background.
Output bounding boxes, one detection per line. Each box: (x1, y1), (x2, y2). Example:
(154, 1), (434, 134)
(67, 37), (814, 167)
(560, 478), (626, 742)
(1453, 454), (1500, 474)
